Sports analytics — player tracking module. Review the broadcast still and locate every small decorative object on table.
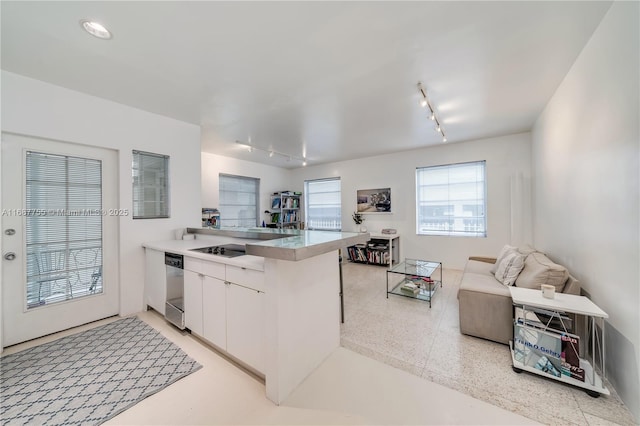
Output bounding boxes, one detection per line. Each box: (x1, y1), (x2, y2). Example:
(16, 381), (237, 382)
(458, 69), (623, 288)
(541, 284), (555, 299)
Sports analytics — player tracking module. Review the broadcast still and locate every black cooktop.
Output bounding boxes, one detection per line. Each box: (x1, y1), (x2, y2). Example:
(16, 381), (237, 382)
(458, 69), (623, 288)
(190, 244), (246, 258)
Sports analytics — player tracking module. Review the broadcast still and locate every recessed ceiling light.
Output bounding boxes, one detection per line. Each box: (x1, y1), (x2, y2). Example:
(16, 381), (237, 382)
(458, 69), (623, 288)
(80, 20), (112, 40)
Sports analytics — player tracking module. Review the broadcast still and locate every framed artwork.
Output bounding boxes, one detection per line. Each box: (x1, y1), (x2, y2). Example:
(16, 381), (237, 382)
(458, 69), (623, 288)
(357, 188), (391, 213)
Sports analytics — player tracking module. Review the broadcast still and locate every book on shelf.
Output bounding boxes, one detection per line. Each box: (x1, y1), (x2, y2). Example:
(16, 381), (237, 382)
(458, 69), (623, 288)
(271, 198), (281, 209)
(400, 282), (420, 294)
(348, 246), (367, 262)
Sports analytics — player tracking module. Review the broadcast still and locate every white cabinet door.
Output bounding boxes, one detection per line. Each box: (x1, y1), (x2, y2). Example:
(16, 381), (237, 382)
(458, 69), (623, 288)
(144, 248), (166, 314)
(184, 270), (203, 336)
(227, 284), (265, 373)
(203, 275), (227, 350)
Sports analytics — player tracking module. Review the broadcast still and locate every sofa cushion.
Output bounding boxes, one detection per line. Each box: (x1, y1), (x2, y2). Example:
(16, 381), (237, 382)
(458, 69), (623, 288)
(459, 272), (511, 297)
(494, 251), (525, 286)
(490, 244), (517, 274)
(515, 252), (569, 292)
(464, 259), (495, 275)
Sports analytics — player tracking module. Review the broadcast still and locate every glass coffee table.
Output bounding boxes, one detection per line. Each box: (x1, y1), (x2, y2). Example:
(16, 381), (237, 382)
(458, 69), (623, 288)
(386, 259), (442, 308)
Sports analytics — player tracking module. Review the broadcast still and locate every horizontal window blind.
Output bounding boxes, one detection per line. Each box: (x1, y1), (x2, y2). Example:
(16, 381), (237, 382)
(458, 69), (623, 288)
(132, 150), (169, 219)
(219, 174), (259, 227)
(305, 178), (341, 231)
(25, 151), (103, 308)
(416, 160), (486, 237)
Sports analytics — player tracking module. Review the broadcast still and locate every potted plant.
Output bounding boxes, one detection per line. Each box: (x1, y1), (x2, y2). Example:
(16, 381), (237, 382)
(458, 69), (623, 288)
(352, 212), (366, 232)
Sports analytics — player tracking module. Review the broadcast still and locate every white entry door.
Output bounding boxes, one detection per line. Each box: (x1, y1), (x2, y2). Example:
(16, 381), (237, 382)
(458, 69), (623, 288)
(1, 133), (119, 347)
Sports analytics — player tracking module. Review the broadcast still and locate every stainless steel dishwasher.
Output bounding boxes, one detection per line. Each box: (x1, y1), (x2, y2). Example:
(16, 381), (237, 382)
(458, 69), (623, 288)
(164, 252), (185, 329)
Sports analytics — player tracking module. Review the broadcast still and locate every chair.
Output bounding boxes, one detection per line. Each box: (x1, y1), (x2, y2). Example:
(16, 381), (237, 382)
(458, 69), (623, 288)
(71, 247), (102, 295)
(28, 249), (73, 307)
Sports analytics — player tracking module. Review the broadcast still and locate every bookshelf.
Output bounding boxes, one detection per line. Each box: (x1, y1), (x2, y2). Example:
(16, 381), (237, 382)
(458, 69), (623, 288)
(347, 234), (399, 268)
(202, 208), (220, 228)
(269, 192), (302, 229)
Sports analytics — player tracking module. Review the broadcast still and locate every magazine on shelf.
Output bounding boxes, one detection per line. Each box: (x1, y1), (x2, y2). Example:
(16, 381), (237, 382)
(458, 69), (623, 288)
(514, 307), (573, 335)
(513, 320), (585, 382)
(561, 334), (584, 381)
(513, 323), (563, 378)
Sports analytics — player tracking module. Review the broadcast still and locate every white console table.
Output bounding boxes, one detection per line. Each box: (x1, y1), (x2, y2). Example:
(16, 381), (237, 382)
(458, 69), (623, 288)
(509, 287), (609, 397)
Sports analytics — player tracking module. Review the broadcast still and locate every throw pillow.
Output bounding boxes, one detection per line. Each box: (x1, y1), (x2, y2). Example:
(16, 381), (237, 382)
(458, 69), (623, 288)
(494, 251), (526, 286)
(490, 244), (518, 274)
(515, 252), (569, 292)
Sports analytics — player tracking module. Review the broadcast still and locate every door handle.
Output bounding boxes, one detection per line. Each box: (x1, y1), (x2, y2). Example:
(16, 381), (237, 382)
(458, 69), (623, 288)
(4, 229), (16, 236)
(4, 252), (16, 261)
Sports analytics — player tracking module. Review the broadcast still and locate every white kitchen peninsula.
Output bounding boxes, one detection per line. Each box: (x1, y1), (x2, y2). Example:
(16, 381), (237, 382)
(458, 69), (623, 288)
(143, 228), (368, 405)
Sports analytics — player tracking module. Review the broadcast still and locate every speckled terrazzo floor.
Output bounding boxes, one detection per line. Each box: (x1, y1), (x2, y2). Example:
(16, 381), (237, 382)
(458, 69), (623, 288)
(339, 262), (637, 426)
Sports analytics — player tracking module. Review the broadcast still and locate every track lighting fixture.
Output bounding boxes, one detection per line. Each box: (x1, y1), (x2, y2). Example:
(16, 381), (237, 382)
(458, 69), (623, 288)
(235, 141), (308, 166)
(417, 82), (447, 143)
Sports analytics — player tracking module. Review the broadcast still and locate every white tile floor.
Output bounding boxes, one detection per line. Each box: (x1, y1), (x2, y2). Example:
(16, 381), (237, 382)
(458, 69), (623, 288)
(2, 263), (635, 425)
(340, 263), (637, 426)
(3, 309), (534, 425)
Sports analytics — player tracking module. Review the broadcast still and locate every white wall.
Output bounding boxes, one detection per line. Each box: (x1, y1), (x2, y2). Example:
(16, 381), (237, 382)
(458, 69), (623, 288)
(201, 152), (290, 226)
(1, 71), (202, 322)
(531, 2), (639, 419)
(291, 132), (532, 270)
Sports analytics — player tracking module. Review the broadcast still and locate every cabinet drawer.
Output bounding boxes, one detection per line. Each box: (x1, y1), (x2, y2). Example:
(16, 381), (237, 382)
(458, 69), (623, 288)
(202, 261), (225, 280)
(184, 257), (203, 273)
(226, 265), (265, 292)
(184, 257), (225, 280)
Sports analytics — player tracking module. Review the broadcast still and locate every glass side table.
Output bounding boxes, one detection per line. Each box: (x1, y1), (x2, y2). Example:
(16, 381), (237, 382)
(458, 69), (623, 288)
(386, 259), (443, 308)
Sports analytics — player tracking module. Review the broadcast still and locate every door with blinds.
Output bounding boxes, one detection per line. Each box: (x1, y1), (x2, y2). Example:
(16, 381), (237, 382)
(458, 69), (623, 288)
(1, 133), (119, 347)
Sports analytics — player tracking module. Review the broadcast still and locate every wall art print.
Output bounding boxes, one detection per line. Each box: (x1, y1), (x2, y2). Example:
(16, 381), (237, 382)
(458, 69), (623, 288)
(356, 188), (391, 213)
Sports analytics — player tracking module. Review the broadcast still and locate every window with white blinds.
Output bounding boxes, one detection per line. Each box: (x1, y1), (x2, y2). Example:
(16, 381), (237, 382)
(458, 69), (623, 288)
(132, 150), (169, 219)
(219, 174), (259, 227)
(25, 151), (103, 308)
(416, 161), (487, 237)
(304, 178), (341, 231)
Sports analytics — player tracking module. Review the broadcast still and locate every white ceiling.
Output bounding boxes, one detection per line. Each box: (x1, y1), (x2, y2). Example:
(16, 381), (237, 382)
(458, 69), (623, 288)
(1, 1), (611, 168)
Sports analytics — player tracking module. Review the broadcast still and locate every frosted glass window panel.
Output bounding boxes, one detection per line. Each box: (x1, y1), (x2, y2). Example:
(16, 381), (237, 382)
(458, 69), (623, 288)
(25, 151), (104, 308)
(416, 161), (486, 237)
(305, 178), (341, 231)
(132, 150), (170, 219)
(219, 174), (260, 228)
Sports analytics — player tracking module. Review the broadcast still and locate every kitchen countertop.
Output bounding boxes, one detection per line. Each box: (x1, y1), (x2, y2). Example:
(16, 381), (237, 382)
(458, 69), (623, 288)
(187, 227), (369, 261)
(142, 238), (266, 271)
(144, 228), (368, 268)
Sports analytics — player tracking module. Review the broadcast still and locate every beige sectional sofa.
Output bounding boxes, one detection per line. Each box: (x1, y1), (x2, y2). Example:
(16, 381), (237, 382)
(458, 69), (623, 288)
(457, 246), (580, 345)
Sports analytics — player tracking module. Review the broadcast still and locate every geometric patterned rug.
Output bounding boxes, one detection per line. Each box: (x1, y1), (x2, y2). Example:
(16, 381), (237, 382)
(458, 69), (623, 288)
(0, 316), (202, 426)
